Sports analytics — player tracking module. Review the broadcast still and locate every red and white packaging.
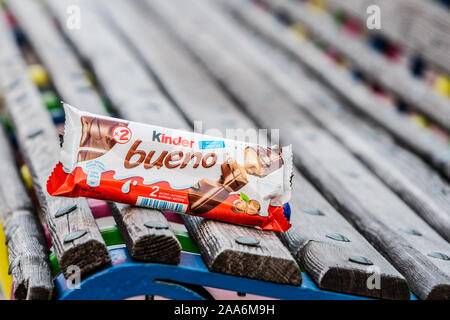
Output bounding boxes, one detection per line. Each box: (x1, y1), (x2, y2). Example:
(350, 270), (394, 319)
(47, 104), (293, 232)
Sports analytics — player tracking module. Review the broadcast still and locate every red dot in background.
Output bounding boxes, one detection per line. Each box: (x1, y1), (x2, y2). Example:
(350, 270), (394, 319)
(4, 11), (17, 28)
(343, 18), (362, 37)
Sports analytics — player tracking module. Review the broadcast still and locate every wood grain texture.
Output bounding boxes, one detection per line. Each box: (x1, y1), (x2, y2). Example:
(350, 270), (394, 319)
(322, 0), (450, 74)
(290, 126), (450, 300)
(4, 210), (53, 300)
(48, 0), (303, 286)
(312, 105), (450, 242)
(6, 0), (106, 115)
(43, 0), (183, 264)
(0, 126), (53, 300)
(204, 0), (450, 242)
(227, 1), (450, 181)
(108, 203), (181, 264)
(183, 216), (300, 285)
(267, 0), (450, 132)
(143, 0), (411, 298)
(0, 21), (110, 279)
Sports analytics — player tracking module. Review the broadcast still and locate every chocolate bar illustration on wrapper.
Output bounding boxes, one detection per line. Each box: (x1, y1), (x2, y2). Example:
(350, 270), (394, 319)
(188, 179), (230, 214)
(220, 158), (248, 192)
(78, 115), (128, 161)
(188, 158), (248, 214)
(77, 150), (108, 162)
(244, 146), (283, 178)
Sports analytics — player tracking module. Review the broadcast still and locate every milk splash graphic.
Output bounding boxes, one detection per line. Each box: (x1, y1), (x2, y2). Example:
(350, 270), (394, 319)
(86, 161), (105, 187)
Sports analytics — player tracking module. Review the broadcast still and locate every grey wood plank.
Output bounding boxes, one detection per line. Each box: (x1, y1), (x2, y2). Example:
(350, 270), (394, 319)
(0, 126), (53, 300)
(226, 0), (450, 181)
(141, 0), (411, 298)
(47, 0), (302, 285)
(4, 210), (53, 300)
(204, 0), (450, 242)
(107, 202), (181, 264)
(5, 0), (105, 115)
(42, 0), (181, 264)
(183, 216), (300, 285)
(108, 203), (181, 264)
(0, 21), (110, 279)
(267, 0), (450, 133)
(323, 0), (450, 74)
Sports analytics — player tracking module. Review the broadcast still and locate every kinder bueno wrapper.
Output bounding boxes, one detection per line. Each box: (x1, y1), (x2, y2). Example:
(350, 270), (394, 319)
(47, 104), (293, 232)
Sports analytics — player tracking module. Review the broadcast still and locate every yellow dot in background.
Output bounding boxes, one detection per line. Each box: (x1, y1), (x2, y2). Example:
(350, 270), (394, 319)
(307, 0), (326, 13)
(411, 114), (430, 128)
(434, 75), (450, 97)
(86, 71), (96, 88)
(0, 221), (12, 300)
(290, 23), (308, 39)
(20, 165), (32, 189)
(337, 57), (350, 69)
(28, 64), (49, 88)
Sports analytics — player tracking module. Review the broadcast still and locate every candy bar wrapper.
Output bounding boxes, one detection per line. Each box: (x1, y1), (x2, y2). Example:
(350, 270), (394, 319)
(47, 104), (293, 232)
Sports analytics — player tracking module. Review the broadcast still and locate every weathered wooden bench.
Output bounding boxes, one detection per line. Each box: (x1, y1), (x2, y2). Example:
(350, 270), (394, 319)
(0, 0), (448, 300)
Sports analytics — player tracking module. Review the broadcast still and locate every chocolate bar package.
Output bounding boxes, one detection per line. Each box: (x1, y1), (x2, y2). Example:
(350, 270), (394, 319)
(47, 104), (293, 232)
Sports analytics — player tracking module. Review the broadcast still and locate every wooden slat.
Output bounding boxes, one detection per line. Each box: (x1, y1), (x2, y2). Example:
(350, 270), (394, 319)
(142, 0), (412, 298)
(108, 204), (181, 264)
(226, 1), (450, 181)
(323, 0), (450, 74)
(267, 0), (450, 133)
(0, 17), (110, 279)
(47, 0), (302, 285)
(107, 203), (181, 264)
(9, 0), (181, 265)
(183, 216), (301, 285)
(204, 0), (450, 242)
(0, 126), (53, 300)
(5, 0), (105, 115)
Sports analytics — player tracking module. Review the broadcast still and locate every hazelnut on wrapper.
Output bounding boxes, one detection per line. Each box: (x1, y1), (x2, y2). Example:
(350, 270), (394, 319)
(232, 199), (261, 215)
(247, 200), (261, 215)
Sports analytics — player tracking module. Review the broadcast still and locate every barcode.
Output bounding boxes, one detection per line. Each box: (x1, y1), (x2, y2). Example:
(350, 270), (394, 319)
(137, 196), (187, 213)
